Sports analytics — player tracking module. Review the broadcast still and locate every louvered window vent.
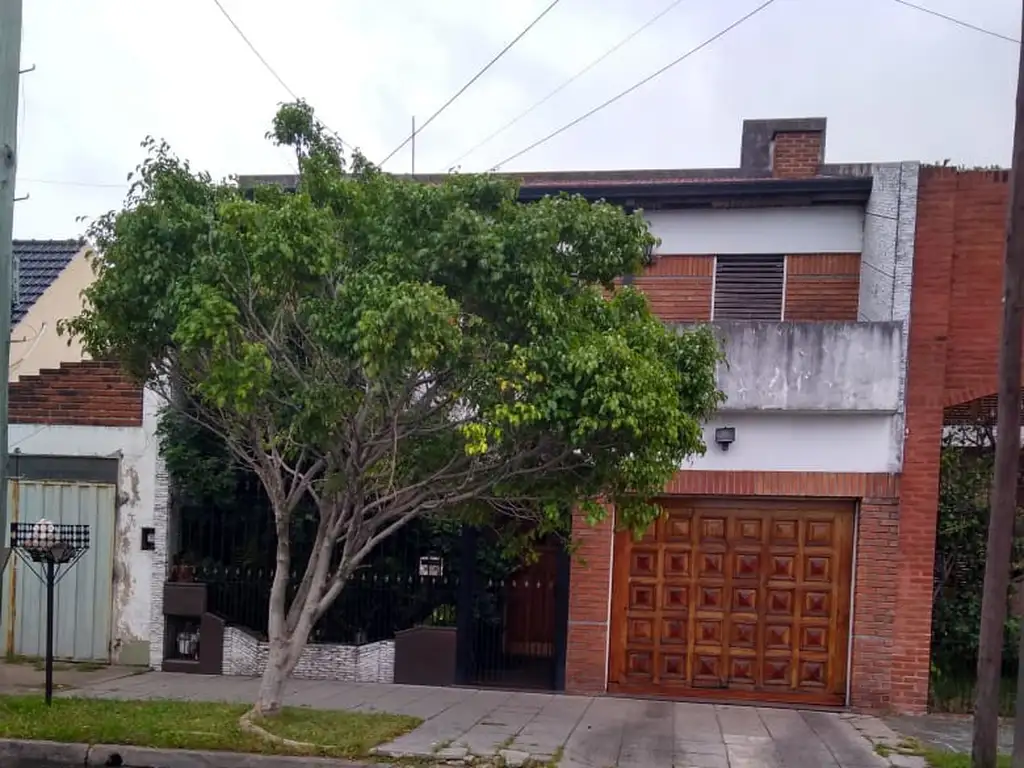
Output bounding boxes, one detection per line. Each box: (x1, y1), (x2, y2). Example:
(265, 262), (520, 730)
(712, 255), (784, 321)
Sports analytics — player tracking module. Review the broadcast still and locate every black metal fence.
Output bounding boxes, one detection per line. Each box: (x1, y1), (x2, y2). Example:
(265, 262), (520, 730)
(195, 563), (459, 644)
(174, 484), (568, 690)
(174, 476), (465, 644)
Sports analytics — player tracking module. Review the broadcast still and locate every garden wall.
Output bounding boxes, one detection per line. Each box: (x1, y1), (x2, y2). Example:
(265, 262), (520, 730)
(221, 627), (395, 683)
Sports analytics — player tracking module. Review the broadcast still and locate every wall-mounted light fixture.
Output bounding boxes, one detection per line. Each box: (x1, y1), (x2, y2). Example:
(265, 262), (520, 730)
(714, 426), (736, 451)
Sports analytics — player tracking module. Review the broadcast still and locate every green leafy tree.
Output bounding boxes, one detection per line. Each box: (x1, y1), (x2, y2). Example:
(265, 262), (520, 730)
(62, 103), (722, 716)
(931, 420), (1024, 713)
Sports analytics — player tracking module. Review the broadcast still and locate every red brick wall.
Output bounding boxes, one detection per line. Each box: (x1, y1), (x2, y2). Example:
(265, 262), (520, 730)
(852, 497), (899, 710)
(566, 508), (613, 694)
(566, 469), (899, 709)
(941, 170), (1011, 405)
(892, 167), (958, 714)
(9, 361), (143, 427)
(633, 255), (713, 321)
(772, 131), (823, 179)
(634, 253), (861, 323)
(785, 253), (861, 321)
(889, 167), (1011, 713)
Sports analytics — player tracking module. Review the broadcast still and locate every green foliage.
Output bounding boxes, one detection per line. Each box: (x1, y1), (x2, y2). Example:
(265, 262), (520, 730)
(932, 425), (1023, 656)
(157, 408), (239, 507)
(62, 101), (722, 563)
(930, 423), (1024, 714)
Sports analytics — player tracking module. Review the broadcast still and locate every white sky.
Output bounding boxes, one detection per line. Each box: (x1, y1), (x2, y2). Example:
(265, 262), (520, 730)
(13, 0), (1022, 238)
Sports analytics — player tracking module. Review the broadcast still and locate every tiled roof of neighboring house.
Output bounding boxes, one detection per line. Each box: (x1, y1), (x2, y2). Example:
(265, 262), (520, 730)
(12, 239), (84, 324)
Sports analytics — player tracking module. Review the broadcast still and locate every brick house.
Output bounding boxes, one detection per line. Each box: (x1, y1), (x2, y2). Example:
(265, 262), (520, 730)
(541, 122), (1012, 716)
(234, 122), (1007, 712)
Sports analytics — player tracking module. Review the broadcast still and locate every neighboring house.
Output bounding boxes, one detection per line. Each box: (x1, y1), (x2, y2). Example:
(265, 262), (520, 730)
(0, 240), (167, 669)
(10, 239), (90, 381)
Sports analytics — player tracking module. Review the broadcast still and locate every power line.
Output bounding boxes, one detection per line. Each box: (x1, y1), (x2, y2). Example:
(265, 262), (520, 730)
(490, 0), (778, 171)
(211, 0), (298, 100)
(379, 0), (564, 168)
(889, 0), (1019, 45)
(210, 0), (349, 148)
(446, 0), (691, 170)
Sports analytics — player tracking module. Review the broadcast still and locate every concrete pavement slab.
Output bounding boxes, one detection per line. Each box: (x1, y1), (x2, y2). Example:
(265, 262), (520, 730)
(803, 710), (889, 767)
(618, 699), (675, 768)
(759, 708), (839, 767)
(674, 701), (724, 744)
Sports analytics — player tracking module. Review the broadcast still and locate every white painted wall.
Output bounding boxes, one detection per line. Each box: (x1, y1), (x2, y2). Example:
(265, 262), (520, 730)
(644, 206), (864, 255)
(7, 388), (165, 664)
(684, 412), (899, 474)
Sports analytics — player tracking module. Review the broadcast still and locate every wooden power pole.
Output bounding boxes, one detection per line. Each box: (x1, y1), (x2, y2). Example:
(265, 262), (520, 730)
(0, 1), (22, 628)
(976, 4), (1024, 766)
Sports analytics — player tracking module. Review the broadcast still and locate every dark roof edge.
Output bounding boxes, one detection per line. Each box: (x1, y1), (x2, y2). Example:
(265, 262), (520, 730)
(517, 177), (874, 207)
(237, 173), (873, 207)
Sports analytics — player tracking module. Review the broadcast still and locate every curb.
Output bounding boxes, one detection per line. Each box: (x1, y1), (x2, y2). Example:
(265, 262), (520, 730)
(0, 739), (378, 768)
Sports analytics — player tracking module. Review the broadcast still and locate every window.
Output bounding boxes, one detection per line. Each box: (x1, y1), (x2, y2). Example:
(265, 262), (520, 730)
(712, 254), (785, 321)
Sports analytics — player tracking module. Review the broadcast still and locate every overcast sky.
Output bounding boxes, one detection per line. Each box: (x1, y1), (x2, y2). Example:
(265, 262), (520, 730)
(13, 0), (1022, 238)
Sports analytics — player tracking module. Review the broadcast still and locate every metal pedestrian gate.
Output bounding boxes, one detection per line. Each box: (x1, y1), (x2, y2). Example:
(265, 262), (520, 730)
(1, 480), (116, 661)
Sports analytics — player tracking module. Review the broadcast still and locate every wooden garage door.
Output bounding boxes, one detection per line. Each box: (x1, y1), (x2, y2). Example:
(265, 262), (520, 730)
(608, 498), (854, 705)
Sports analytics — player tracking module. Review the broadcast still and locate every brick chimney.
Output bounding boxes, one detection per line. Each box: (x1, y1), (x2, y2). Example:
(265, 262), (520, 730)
(739, 118), (827, 179)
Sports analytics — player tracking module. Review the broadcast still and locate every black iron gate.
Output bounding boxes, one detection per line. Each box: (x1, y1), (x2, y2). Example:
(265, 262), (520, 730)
(455, 528), (570, 691)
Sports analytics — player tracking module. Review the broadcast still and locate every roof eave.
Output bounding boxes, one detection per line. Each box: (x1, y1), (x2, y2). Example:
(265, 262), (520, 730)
(516, 177), (874, 208)
(236, 174), (874, 208)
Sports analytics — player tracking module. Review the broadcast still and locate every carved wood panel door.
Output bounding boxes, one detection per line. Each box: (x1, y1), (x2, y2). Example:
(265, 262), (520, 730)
(608, 498), (854, 705)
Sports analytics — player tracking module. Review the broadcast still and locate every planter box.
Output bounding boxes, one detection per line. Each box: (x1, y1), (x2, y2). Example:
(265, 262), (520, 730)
(163, 581), (207, 618)
(393, 626), (457, 686)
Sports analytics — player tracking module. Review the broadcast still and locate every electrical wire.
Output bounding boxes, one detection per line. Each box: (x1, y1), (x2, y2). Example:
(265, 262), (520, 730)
(378, 0), (564, 168)
(889, 0), (1019, 45)
(489, 0), (778, 171)
(445, 0), (691, 170)
(210, 0), (350, 148)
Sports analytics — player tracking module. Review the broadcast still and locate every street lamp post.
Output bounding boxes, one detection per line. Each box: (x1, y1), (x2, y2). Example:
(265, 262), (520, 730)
(8, 520), (89, 705)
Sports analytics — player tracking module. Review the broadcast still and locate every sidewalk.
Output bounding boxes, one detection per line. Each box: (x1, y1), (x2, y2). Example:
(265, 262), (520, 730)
(67, 671), (902, 767)
(886, 713), (1013, 756)
(0, 660), (143, 694)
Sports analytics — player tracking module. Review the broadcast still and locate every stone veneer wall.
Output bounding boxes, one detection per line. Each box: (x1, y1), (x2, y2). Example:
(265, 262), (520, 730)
(148, 448), (170, 671)
(222, 626), (395, 683)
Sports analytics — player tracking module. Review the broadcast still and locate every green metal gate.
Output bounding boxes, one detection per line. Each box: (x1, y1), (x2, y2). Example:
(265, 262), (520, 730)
(1, 480), (116, 661)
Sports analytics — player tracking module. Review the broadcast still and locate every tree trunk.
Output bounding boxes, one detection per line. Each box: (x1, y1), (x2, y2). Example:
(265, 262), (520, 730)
(254, 638), (297, 716)
(254, 509), (295, 717)
(253, 521), (337, 716)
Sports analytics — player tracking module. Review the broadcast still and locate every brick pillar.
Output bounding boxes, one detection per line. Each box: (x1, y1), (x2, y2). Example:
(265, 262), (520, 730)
(850, 497), (899, 710)
(891, 167), (958, 713)
(564, 509), (613, 695)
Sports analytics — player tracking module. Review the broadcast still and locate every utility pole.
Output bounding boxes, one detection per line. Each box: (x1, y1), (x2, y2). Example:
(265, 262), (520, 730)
(0, 1), (21, 623)
(976, 4), (1024, 766)
(1010, 14), (1024, 763)
(411, 116), (416, 175)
